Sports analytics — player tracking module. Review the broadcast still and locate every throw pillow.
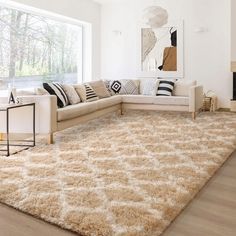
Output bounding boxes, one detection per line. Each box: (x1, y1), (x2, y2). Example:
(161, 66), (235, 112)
(62, 84), (81, 105)
(120, 79), (139, 95)
(110, 80), (122, 95)
(43, 82), (69, 108)
(173, 80), (197, 97)
(74, 83), (99, 102)
(107, 79), (139, 95)
(157, 80), (175, 96)
(88, 80), (111, 99)
(104, 80), (112, 95)
(140, 78), (160, 96)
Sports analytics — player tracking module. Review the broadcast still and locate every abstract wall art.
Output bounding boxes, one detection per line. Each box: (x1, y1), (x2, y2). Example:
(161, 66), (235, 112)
(138, 21), (184, 78)
(142, 27), (177, 72)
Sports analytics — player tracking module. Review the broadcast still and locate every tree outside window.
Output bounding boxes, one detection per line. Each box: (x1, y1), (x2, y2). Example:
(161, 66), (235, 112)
(0, 6), (82, 89)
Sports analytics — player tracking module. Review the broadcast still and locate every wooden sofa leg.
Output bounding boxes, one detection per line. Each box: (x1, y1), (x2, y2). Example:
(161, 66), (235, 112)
(0, 133), (3, 141)
(47, 133), (54, 144)
(192, 112), (196, 120)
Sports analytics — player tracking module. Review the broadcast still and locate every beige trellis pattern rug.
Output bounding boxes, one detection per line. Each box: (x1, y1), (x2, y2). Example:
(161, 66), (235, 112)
(1, 111), (236, 236)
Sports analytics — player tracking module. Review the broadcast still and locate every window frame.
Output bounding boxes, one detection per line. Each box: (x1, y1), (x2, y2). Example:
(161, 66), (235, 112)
(0, 0), (90, 88)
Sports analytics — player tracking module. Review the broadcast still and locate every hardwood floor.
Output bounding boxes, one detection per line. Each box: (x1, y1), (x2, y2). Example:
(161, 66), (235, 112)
(0, 152), (236, 236)
(163, 151), (236, 236)
(0, 205), (76, 236)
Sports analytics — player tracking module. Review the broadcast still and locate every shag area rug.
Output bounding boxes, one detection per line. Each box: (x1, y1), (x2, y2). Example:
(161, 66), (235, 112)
(1, 111), (236, 236)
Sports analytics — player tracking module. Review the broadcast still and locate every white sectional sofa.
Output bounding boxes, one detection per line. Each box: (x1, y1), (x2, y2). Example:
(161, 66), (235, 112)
(0, 79), (203, 144)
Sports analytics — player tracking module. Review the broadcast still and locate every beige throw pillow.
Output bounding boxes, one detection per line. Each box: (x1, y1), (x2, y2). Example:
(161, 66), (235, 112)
(173, 80), (197, 97)
(88, 80), (111, 99)
(62, 84), (81, 105)
(74, 83), (99, 102)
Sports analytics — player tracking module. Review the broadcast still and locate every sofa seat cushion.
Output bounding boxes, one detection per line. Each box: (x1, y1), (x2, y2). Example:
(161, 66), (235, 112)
(153, 96), (189, 106)
(58, 102), (98, 122)
(97, 96), (122, 110)
(122, 95), (155, 104)
(122, 95), (189, 106)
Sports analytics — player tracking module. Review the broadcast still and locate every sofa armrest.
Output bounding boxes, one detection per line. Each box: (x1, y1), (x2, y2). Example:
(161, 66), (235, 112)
(189, 85), (204, 112)
(18, 95), (57, 134)
(0, 96), (8, 103)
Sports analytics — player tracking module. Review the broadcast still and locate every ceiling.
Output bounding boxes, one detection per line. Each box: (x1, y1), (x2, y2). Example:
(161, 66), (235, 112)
(93, 0), (125, 5)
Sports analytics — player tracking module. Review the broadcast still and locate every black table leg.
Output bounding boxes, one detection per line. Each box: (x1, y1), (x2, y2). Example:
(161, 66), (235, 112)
(6, 109), (9, 157)
(0, 103), (36, 156)
(33, 103), (35, 147)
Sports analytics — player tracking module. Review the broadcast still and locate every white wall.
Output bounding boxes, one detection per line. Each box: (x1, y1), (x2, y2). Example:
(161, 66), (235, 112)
(12, 0), (101, 81)
(101, 0), (232, 108)
(232, 0), (236, 61)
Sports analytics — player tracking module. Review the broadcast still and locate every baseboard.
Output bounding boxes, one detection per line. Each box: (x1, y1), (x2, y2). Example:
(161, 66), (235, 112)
(217, 108), (231, 112)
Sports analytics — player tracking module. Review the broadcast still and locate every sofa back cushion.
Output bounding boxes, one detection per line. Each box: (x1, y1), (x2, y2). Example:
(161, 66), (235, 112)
(43, 82), (69, 108)
(62, 84), (81, 105)
(140, 78), (159, 96)
(173, 80), (197, 97)
(106, 79), (139, 95)
(88, 80), (111, 99)
(74, 83), (99, 102)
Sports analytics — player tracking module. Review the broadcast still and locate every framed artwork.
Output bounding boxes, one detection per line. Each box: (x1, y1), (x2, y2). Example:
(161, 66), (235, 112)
(137, 20), (184, 78)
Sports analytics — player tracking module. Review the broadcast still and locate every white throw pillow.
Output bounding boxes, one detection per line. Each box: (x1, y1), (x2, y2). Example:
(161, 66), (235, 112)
(62, 84), (81, 105)
(140, 78), (159, 96)
(173, 80), (197, 97)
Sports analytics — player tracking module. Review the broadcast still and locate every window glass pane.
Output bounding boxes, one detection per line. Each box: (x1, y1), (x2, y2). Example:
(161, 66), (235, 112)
(0, 6), (83, 89)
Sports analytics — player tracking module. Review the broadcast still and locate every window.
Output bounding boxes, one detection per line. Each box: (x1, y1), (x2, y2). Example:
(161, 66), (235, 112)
(0, 4), (83, 89)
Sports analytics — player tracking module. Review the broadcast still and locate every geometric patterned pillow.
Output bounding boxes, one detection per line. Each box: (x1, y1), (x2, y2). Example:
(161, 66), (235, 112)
(74, 83), (99, 102)
(120, 80), (139, 95)
(110, 80), (122, 95)
(106, 80), (139, 95)
(84, 84), (99, 102)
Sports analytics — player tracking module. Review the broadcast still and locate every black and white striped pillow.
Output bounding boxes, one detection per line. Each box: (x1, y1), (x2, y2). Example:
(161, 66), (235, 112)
(84, 84), (99, 102)
(157, 80), (175, 96)
(43, 82), (69, 108)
